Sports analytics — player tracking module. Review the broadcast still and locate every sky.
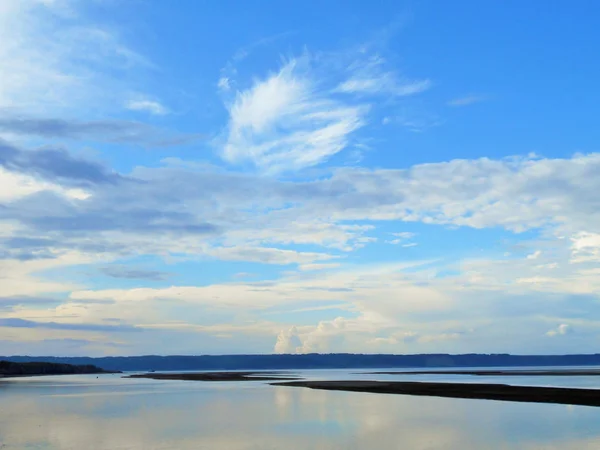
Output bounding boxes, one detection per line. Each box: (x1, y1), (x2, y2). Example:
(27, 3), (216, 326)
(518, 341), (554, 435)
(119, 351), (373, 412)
(1, 0), (600, 356)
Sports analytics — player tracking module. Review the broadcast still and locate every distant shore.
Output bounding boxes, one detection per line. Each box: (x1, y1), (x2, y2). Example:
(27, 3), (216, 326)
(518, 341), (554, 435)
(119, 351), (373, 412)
(125, 371), (300, 382)
(367, 369), (600, 376)
(272, 380), (600, 407)
(0, 360), (118, 378)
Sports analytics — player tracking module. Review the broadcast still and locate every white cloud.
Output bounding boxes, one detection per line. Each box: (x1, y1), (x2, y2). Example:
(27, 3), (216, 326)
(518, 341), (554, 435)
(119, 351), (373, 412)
(570, 232), (600, 263)
(0, 167), (89, 202)
(527, 250), (542, 260)
(336, 55), (430, 97)
(387, 231), (417, 246)
(546, 323), (572, 337)
(447, 95), (488, 107)
(323, 153), (600, 234)
(274, 327), (302, 353)
(0, 0), (152, 116)
(222, 58), (365, 173)
(125, 99), (168, 115)
(392, 232), (416, 239)
(298, 263), (341, 271)
(217, 77), (231, 92)
(206, 246), (336, 265)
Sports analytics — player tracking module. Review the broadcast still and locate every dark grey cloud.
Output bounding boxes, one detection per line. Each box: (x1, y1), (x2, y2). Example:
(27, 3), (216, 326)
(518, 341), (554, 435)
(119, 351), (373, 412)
(0, 139), (122, 186)
(0, 318), (142, 332)
(0, 116), (202, 147)
(99, 266), (172, 281)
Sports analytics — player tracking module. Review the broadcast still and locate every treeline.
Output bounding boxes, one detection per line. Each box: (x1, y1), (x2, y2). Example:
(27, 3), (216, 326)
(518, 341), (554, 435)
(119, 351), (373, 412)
(3, 353), (600, 372)
(0, 360), (113, 376)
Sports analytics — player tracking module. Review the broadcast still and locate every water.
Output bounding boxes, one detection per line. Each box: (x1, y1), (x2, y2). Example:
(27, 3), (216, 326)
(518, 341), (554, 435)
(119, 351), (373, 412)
(2, 368), (600, 449)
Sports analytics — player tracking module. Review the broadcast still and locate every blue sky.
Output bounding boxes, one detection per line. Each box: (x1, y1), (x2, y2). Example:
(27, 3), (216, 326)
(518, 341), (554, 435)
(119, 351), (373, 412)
(1, 0), (600, 356)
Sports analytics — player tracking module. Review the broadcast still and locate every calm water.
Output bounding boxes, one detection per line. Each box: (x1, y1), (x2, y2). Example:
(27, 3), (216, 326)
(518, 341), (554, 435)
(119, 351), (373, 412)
(2, 368), (600, 449)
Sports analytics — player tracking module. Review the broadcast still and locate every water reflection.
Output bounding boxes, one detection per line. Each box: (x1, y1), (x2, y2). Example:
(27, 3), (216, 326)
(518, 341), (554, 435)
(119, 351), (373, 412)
(1, 373), (600, 449)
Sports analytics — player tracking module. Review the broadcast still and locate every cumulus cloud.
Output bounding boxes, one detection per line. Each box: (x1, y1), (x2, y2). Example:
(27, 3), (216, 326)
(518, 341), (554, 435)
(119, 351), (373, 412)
(546, 323), (573, 337)
(274, 327), (302, 353)
(570, 232), (600, 263)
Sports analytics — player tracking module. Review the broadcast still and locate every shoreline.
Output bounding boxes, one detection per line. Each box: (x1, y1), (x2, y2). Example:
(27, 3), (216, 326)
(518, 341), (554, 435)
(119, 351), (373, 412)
(366, 369), (600, 376)
(125, 371), (300, 382)
(271, 380), (600, 407)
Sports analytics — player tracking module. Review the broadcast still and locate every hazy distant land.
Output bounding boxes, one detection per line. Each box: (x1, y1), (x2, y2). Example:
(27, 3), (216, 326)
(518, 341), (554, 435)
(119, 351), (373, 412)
(7, 353), (600, 372)
(0, 360), (118, 378)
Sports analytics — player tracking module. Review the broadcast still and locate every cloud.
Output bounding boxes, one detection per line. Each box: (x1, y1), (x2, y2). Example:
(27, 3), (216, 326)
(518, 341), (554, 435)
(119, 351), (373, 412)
(0, 0), (153, 114)
(0, 295), (62, 310)
(387, 231), (417, 245)
(1, 134), (600, 355)
(570, 232), (600, 263)
(0, 317), (141, 332)
(392, 232), (416, 239)
(274, 327), (302, 353)
(217, 77), (231, 92)
(383, 112), (444, 132)
(447, 95), (488, 107)
(336, 55), (431, 97)
(99, 266), (172, 281)
(546, 323), (572, 337)
(125, 99), (168, 115)
(222, 58), (365, 173)
(298, 263), (341, 271)
(0, 116), (197, 147)
(207, 246), (336, 265)
(0, 139), (122, 186)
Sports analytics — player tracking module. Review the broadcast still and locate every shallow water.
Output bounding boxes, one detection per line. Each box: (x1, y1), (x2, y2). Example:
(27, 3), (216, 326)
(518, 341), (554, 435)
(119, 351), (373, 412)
(2, 368), (600, 449)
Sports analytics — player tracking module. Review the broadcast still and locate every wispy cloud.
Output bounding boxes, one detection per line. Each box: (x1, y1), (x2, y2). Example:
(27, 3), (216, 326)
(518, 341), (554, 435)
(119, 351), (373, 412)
(336, 55), (431, 97)
(387, 231), (417, 246)
(222, 58), (365, 173)
(207, 246), (336, 265)
(447, 94), (488, 107)
(125, 99), (168, 115)
(0, 115), (200, 146)
(0, 317), (142, 332)
(99, 266), (172, 281)
(0, 0), (153, 115)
